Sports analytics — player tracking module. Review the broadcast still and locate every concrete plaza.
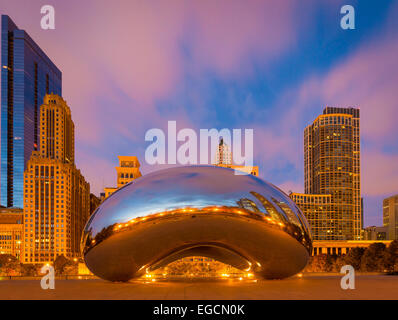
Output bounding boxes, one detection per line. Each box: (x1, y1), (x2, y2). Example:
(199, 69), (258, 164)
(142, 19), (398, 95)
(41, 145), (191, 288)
(0, 275), (397, 300)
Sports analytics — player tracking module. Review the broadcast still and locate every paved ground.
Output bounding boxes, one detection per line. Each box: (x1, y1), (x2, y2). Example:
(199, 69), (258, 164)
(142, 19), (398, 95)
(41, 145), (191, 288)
(0, 275), (397, 300)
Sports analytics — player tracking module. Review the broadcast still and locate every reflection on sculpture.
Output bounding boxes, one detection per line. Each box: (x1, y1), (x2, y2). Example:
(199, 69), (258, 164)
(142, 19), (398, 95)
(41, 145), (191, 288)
(81, 166), (312, 282)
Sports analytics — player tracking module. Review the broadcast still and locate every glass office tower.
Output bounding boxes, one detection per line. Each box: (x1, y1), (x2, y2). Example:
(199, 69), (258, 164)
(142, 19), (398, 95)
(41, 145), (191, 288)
(1, 15), (62, 208)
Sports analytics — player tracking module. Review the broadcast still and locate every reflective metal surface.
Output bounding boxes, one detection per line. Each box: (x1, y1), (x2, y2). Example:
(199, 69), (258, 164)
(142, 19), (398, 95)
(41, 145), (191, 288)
(82, 166), (312, 281)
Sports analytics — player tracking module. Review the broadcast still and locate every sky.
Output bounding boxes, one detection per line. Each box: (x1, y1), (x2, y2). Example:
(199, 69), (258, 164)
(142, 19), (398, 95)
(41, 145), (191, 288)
(1, 0), (397, 227)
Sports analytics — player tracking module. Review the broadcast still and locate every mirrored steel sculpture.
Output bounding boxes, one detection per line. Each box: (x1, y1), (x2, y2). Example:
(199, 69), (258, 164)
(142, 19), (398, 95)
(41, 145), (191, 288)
(81, 166), (312, 281)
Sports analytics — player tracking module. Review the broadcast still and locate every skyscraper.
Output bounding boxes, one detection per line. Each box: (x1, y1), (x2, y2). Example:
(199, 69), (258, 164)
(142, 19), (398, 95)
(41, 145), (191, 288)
(214, 138), (259, 176)
(1, 15), (62, 208)
(39, 94), (74, 163)
(291, 107), (361, 240)
(23, 94), (89, 264)
(383, 194), (398, 240)
(215, 138), (232, 165)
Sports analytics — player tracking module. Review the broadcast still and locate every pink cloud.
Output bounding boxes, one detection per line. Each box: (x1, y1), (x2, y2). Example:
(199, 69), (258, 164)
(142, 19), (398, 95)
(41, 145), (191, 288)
(320, 39), (398, 143)
(0, 0), (304, 148)
(278, 181), (304, 195)
(75, 150), (115, 194)
(2, 0), (397, 202)
(1, 0), (310, 151)
(315, 36), (398, 197)
(362, 150), (398, 196)
(253, 127), (300, 163)
(187, 0), (302, 77)
(275, 30), (398, 198)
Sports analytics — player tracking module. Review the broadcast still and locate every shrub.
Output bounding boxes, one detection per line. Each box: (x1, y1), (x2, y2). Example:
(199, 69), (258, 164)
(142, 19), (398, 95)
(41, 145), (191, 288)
(360, 243), (387, 272)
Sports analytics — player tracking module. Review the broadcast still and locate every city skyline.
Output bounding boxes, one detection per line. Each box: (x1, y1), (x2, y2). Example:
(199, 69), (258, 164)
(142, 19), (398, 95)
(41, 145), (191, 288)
(0, 2), (398, 304)
(1, 1), (398, 228)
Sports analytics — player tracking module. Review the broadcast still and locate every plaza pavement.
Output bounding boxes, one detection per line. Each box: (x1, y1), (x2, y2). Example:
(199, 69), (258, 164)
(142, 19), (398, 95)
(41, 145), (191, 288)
(0, 275), (397, 300)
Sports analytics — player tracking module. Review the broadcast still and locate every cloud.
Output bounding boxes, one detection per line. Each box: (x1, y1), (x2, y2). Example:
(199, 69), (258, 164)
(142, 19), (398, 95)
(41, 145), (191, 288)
(186, 0), (302, 77)
(0, 0), (305, 153)
(270, 31), (398, 198)
(320, 38), (398, 143)
(317, 36), (398, 197)
(2, 0), (397, 216)
(278, 181), (304, 195)
(362, 150), (398, 196)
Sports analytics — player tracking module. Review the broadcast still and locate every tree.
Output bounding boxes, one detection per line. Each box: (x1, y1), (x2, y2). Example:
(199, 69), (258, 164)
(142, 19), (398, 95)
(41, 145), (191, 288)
(63, 262), (78, 275)
(0, 254), (21, 276)
(53, 255), (77, 275)
(160, 258), (240, 277)
(21, 264), (39, 277)
(332, 255), (346, 272)
(385, 240), (398, 273)
(305, 254), (334, 272)
(361, 243), (387, 272)
(343, 247), (365, 271)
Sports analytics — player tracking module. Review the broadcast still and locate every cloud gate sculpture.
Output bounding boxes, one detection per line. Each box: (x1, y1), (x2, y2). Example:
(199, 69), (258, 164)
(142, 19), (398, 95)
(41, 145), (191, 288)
(81, 166), (312, 281)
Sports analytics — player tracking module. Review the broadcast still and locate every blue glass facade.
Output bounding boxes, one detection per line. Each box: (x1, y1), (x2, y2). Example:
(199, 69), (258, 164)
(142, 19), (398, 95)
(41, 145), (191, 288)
(1, 15), (62, 208)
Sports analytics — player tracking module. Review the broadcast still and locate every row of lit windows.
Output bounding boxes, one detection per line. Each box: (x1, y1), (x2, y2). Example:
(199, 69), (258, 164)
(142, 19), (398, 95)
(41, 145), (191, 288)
(120, 173), (135, 179)
(292, 197), (331, 204)
(315, 116), (352, 126)
(25, 175), (66, 182)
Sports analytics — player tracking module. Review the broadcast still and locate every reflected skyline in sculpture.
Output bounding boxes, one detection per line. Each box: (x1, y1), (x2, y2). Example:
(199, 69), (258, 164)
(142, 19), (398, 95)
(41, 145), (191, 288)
(81, 166), (312, 282)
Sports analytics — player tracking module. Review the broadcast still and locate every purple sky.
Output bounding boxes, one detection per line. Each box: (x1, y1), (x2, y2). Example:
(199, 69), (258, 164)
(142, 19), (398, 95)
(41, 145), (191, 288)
(1, 0), (398, 227)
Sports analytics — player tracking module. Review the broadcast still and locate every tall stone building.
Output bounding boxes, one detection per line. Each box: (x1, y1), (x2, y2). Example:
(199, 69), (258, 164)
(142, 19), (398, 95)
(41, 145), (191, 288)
(90, 193), (101, 215)
(214, 139), (259, 176)
(39, 94), (74, 164)
(22, 94), (90, 263)
(215, 138), (232, 165)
